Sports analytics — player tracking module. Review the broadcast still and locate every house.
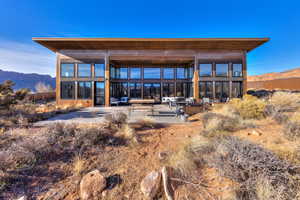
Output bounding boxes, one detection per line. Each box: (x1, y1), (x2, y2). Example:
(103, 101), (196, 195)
(33, 38), (269, 107)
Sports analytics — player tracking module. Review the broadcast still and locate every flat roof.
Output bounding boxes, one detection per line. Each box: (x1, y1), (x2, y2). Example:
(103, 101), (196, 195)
(32, 37), (269, 52)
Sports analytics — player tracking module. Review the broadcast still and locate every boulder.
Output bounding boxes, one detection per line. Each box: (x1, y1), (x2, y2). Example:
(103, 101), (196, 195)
(80, 170), (106, 200)
(140, 171), (161, 199)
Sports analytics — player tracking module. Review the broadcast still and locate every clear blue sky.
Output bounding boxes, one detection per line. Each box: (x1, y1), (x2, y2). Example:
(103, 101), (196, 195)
(0, 0), (299, 77)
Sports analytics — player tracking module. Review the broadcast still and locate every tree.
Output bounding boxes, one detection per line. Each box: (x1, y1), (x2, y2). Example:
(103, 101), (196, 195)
(0, 80), (29, 109)
(35, 82), (53, 93)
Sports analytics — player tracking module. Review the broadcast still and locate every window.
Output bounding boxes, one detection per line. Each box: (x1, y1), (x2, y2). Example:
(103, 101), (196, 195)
(61, 81), (75, 99)
(232, 81), (243, 98)
(117, 68), (128, 79)
(216, 63), (229, 77)
(78, 82), (92, 99)
(199, 81), (213, 98)
(232, 63), (243, 77)
(199, 64), (212, 77)
(110, 66), (116, 79)
(215, 81), (229, 102)
(188, 67), (194, 79)
(176, 82), (193, 97)
(61, 63), (75, 77)
(129, 83), (142, 98)
(130, 68), (141, 79)
(110, 82), (128, 98)
(95, 82), (105, 105)
(144, 68), (161, 79)
(163, 83), (175, 97)
(163, 68), (175, 79)
(78, 64), (92, 77)
(143, 83), (161, 99)
(176, 67), (188, 79)
(95, 63), (105, 77)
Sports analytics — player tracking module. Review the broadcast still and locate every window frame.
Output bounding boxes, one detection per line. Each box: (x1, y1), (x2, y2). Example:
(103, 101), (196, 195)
(60, 63), (75, 78)
(77, 63), (92, 78)
(77, 81), (92, 99)
(94, 63), (105, 78)
(199, 63), (213, 77)
(232, 63), (243, 77)
(215, 63), (229, 77)
(60, 81), (75, 99)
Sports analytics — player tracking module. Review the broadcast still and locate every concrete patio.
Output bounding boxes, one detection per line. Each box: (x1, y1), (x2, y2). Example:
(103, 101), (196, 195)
(35, 104), (184, 126)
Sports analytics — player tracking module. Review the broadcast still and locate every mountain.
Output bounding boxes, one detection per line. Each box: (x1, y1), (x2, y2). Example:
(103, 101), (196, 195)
(248, 67), (300, 81)
(0, 69), (55, 92)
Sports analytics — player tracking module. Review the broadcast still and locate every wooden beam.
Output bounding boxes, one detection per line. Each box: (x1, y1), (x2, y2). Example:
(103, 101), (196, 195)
(105, 54), (110, 106)
(193, 57), (199, 102)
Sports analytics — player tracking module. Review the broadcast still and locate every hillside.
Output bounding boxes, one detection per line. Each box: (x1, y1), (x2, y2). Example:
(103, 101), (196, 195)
(248, 67), (300, 81)
(0, 69), (55, 91)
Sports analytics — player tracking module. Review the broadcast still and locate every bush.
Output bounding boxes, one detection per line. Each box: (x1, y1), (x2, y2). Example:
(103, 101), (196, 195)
(269, 92), (300, 112)
(104, 112), (127, 128)
(290, 111), (300, 123)
(273, 112), (289, 124)
(137, 117), (156, 128)
(119, 124), (139, 146)
(230, 95), (266, 119)
(283, 121), (300, 140)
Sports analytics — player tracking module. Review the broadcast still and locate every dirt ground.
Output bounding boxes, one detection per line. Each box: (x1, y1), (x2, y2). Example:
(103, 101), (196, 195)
(2, 112), (295, 200)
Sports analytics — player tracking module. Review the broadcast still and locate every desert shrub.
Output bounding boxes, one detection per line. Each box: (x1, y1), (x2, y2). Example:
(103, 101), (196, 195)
(283, 121), (300, 140)
(230, 95), (266, 119)
(202, 112), (255, 137)
(269, 92), (300, 112)
(210, 136), (297, 200)
(119, 124), (139, 146)
(104, 112), (127, 128)
(273, 112), (289, 124)
(73, 156), (85, 176)
(290, 111), (300, 123)
(35, 82), (53, 93)
(137, 116), (156, 128)
(263, 104), (276, 117)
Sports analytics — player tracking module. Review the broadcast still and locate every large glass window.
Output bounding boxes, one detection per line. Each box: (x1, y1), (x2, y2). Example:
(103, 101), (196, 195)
(232, 63), (243, 77)
(78, 64), (92, 77)
(215, 81), (229, 102)
(110, 82), (128, 98)
(176, 82), (193, 97)
(176, 67), (188, 79)
(112, 67), (128, 79)
(61, 63), (75, 78)
(130, 68), (141, 79)
(199, 64), (212, 77)
(143, 83), (161, 100)
(232, 81), (243, 98)
(188, 67), (194, 79)
(216, 63), (229, 77)
(61, 81), (75, 99)
(129, 83), (142, 98)
(78, 82), (92, 99)
(199, 81), (213, 98)
(163, 68), (175, 79)
(144, 68), (161, 79)
(95, 63), (105, 77)
(110, 66), (116, 79)
(162, 83), (175, 97)
(95, 82), (105, 105)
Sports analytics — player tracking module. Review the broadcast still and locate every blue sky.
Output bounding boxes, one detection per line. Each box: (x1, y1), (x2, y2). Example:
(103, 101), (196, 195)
(0, 0), (299, 77)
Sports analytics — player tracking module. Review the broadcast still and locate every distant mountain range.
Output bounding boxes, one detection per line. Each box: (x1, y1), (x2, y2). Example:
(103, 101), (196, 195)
(248, 67), (300, 81)
(0, 69), (55, 92)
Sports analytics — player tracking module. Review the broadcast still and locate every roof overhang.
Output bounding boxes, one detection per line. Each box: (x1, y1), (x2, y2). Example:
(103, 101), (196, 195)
(32, 37), (269, 52)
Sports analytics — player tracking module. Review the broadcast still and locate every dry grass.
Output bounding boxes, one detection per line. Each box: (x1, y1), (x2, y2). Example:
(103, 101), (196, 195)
(104, 112), (128, 128)
(283, 121), (300, 141)
(290, 111), (300, 123)
(269, 92), (300, 112)
(230, 95), (267, 119)
(119, 124), (139, 146)
(137, 116), (156, 128)
(73, 156), (85, 176)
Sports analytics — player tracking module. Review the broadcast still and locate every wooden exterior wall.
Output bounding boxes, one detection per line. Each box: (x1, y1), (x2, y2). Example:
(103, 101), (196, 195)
(56, 49), (247, 107)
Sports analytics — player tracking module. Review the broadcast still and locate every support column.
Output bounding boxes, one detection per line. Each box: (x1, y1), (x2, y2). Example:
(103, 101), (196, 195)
(193, 56), (200, 102)
(56, 54), (60, 105)
(104, 55), (110, 106)
(242, 51), (247, 95)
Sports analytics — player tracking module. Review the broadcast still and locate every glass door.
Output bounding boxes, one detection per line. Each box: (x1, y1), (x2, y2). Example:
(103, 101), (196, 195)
(95, 82), (105, 105)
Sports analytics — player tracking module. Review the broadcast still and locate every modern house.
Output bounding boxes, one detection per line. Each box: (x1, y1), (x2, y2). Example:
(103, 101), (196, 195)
(33, 38), (269, 107)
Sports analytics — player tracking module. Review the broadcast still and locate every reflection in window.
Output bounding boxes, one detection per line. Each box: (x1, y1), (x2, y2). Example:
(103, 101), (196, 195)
(61, 81), (75, 99)
(199, 81), (213, 98)
(216, 64), (229, 77)
(215, 81), (229, 102)
(78, 64), (92, 77)
(232, 81), (243, 98)
(130, 68), (141, 79)
(95, 63), (105, 77)
(61, 63), (75, 77)
(110, 82), (128, 98)
(199, 64), (212, 77)
(163, 83), (175, 97)
(144, 68), (161, 79)
(78, 82), (92, 99)
(233, 64), (243, 77)
(176, 67), (188, 79)
(163, 68), (175, 79)
(176, 82), (193, 97)
(95, 82), (105, 105)
(188, 67), (194, 79)
(143, 83), (161, 100)
(129, 83), (142, 98)
(110, 66), (116, 79)
(111, 67), (128, 79)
